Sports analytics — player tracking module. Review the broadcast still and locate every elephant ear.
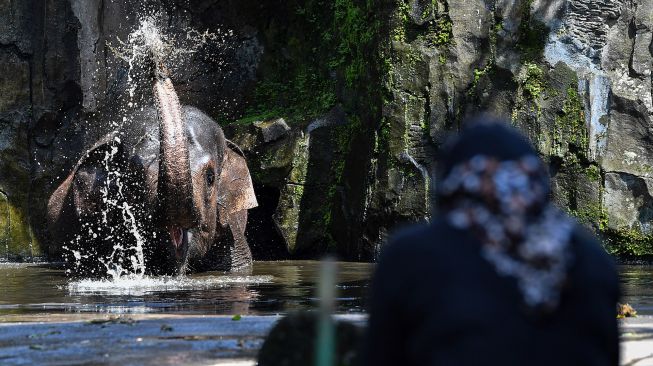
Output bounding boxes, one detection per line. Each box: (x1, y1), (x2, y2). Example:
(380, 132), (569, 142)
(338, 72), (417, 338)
(217, 141), (258, 227)
(47, 132), (119, 239)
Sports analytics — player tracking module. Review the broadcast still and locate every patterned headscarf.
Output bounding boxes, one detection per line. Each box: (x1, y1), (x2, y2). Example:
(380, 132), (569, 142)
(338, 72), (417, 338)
(437, 120), (575, 310)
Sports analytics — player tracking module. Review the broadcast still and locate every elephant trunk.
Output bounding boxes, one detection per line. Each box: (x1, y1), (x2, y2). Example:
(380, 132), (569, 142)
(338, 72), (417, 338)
(153, 64), (198, 231)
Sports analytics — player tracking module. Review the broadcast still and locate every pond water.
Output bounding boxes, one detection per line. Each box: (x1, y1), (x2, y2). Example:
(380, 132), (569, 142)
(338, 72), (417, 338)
(619, 265), (653, 316)
(0, 261), (373, 320)
(1, 262), (651, 321)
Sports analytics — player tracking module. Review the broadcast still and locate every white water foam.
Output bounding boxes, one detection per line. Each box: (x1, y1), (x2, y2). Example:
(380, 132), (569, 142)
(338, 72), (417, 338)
(68, 275), (274, 296)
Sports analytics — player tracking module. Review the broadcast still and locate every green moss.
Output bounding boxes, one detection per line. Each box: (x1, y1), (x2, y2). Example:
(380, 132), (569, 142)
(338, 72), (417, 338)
(420, 116), (429, 134)
(516, 0), (548, 62)
(471, 63), (494, 89)
(244, 67), (337, 124)
(393, 0), (410, 41)
(237, 0), (381, 125)
(493, 18), (504, 33)
(423, 15), (453, 47)
(295, 184), (305, 198)
(585, 164), (601, 182)
(511, 61), (546, 121)
(553, 86), (588, 155)
(0, 194), (39, 260)
(570, 203), (608, 232)
(241, 0), (382, 255)
(516, 62), (545, 101)
(393, 0), (453, 49)
(332, 0), (381, 87)
(313, 117), (363, 250)
(604, 228), (653, 257)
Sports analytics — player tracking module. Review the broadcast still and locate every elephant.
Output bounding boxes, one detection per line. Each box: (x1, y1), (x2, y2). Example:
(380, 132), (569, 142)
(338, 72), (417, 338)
(46, 64), (258, 276)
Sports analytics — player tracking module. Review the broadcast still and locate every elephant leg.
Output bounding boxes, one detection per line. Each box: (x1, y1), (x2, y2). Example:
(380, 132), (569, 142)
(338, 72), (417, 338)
(226, 210), (252, 270)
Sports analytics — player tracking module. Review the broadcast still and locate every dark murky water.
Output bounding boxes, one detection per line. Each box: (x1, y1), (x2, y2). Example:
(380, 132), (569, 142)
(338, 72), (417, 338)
(0, 261), (373, 318)
(1, 262), (651, 320)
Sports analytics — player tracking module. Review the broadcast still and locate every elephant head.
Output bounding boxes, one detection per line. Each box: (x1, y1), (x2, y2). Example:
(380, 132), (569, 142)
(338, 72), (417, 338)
(46, 66), (257, 276)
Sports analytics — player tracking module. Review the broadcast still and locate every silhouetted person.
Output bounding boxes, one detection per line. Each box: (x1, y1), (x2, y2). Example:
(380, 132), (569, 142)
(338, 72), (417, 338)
(364, 119), (619, 366)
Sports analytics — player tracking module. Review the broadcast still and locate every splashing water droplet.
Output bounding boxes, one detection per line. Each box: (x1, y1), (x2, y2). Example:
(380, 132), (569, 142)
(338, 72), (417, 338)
(64, 11), (233, 283)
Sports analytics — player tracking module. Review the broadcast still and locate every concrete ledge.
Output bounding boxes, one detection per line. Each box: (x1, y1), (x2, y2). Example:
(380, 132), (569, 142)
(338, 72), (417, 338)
(0, 314), (646, 365)
(621, 316), (653, 366)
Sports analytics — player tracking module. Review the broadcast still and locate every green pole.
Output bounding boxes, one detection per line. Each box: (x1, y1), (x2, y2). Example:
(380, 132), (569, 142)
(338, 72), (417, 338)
(315, 257), (336, 366)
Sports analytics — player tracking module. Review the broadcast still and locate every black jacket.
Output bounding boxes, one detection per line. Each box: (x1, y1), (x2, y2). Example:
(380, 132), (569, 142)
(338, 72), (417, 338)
(364, 219), (619, 366)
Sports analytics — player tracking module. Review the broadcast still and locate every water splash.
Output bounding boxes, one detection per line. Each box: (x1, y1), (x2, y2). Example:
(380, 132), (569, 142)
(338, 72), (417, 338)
(68, 275), (273, 296)
(109, 14), (232, 106)
(63, 12), (233, 281)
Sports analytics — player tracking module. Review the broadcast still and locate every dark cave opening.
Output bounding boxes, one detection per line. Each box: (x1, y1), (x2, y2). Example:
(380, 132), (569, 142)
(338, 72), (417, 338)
(245, 183), (288, 260)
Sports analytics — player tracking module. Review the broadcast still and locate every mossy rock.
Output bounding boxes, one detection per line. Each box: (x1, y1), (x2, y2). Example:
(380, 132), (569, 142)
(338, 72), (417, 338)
(273, 184), (305, 254)
(0, 192), (39, 260)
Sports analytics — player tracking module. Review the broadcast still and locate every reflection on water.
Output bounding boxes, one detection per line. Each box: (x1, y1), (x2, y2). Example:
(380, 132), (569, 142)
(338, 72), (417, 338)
(1, 262), (651, 320)
(0, 261), (374, 318)
(619, 265), (653, 315)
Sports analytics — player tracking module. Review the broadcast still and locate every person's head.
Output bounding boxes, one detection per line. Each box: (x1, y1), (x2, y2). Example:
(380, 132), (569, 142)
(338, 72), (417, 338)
(436, 115), (549, 212)
(436, 115), (574, 311)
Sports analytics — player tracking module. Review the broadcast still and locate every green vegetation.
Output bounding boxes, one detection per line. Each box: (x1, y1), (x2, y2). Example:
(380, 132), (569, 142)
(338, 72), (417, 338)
(392, 0), (410, 41)
(585, 164), (601, 181)
(236, 0), (381, 125)
(0, 194), (38, 260)
(393, 0), (453, 49)
(516, 0), (548, 62)
(332, 0), (381, 88)
(240, 67), (336, 125)
(604, 228), (653, 257)
(516, 62), (545, 101)
(511, 61), (545, 120)
(570, 202), (608, 232)
(322, 118), (361, 217)
(553, 86), (588, 155)
(424, 15), (453, 47)
(470, 63), (494, 92)
(509, 0), (549, 120)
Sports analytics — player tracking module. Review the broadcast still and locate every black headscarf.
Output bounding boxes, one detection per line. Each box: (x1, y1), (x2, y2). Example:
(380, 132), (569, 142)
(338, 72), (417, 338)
(436, 117), (575, 310)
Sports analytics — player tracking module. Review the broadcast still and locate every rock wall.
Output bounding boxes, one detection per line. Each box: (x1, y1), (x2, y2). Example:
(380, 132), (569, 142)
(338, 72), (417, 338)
(0, 0), (651, 260)
(230, 0), (653, 260)
(373, 0), (653, 257)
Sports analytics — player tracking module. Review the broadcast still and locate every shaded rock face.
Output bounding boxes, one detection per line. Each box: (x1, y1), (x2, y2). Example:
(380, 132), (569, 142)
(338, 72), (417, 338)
(225, 107), (352, 258)
(1, 0), (652, 260)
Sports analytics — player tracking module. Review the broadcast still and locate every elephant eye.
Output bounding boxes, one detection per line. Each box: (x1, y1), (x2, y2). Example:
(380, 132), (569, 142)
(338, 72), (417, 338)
(206, 169), (215, 186)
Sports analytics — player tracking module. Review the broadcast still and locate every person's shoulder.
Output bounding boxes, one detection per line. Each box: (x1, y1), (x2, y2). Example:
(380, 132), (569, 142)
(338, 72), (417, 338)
(380, 219), (452, 263)
(388, 222), (432, 244)
(570, 223), (618, 284)
(374, 222), (442, 288)
(571, 224), (615, 265)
